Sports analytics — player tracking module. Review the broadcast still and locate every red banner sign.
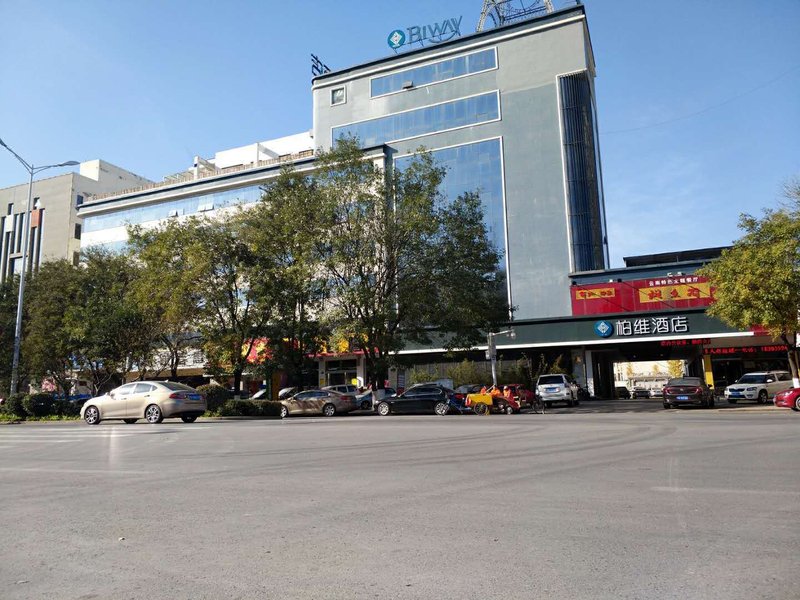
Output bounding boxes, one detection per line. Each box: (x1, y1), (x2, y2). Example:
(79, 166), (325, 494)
(571, 276), (715, 316)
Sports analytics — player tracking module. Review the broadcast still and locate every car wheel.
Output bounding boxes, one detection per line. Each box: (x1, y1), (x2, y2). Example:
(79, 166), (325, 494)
(145, 404), (163, 424)
(377, 402), (391, 416)
(757, 390), (768, 404)
(181, 416), (197, 423)
(322, 403), (336, 417)
(123, 418), (137, 424)
(84, 406), (101, 425)
(279, 405), (289, 419)
(434, 401), (449, 416)
(504, 405), (514, 415)
(793, 397), (800, 411)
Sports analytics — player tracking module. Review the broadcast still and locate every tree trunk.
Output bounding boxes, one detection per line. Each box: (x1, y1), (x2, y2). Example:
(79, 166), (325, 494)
(233, 368), (243, 399)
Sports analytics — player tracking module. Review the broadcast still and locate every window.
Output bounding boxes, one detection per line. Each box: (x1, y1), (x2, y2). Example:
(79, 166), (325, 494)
(76, 195), (84, 207)
(134, 383), (156, 394)
(395, 138), (505, 270)
(114, 384), (136, 397)
(370, 48), (497, 97)
(74, 224), (81, 240)
(7, 203), (13, 215)
(331, 87), (346, 105)
(333, 91), (500, 147)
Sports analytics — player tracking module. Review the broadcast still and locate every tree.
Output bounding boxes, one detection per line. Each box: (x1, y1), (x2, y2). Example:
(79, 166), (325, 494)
(0, 277), (19, 396)
(130, 215), (278, 395)
(295, 138), (508, 387)
(128, 222), (203, 379)
(23, 260), (83, 397)
(66, 249), (156, 393)
(667, 360), (684, 378)
(241, 167), (329, 387)
(698, 181), (800, 385)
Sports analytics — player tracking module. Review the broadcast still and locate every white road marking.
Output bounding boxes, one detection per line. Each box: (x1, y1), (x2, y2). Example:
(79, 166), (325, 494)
(0, 467), (151, 475)
(652, 486), (797, 496)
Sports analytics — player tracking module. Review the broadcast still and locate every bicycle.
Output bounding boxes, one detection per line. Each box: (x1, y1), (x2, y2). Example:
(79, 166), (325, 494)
(530, 394), (545, 414)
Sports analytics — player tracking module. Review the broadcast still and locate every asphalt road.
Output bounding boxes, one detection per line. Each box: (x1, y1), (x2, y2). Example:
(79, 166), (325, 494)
(1, 403), (797, 599)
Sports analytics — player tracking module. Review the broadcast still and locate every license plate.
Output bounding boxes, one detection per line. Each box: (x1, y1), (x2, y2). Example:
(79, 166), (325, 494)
(730, 392), (742, 397)
(546, 387), (558, 393)
(677, 395), (689, 400)
(188, 394), (201, 401)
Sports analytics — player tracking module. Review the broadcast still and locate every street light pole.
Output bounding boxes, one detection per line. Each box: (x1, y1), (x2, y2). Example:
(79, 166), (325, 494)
(487, 328), (516, 387)
(0, 137), (79, 395)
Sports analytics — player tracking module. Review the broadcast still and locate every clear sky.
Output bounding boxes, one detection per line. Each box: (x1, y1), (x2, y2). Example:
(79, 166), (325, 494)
(1, 0), (798, 267)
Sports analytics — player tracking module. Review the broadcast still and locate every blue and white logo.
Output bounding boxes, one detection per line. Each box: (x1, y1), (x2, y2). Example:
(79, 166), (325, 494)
(594, 320), (614, 338)
(387, 29), (406, 49)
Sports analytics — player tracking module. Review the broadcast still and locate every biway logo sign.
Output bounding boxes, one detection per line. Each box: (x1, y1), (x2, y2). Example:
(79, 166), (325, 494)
(388, 16), (463, 50)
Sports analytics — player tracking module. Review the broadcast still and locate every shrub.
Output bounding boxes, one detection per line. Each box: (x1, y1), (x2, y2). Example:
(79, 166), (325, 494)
(216, 399), (282, 417)
(197, 384), (230, 413)
(55, 399), (81, 418)
(23, 392), (57, 417)
(3, 393), (29, 419)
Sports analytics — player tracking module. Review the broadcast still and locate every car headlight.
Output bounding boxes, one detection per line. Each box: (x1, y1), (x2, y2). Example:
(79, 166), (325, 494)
(745, 387), (757, 392)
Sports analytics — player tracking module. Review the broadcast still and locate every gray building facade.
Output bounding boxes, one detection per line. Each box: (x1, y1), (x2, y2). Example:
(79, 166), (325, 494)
(312, 5), (608, 320)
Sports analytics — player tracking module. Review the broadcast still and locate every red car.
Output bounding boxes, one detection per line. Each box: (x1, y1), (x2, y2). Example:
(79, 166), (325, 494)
(773, 387), (800, 411)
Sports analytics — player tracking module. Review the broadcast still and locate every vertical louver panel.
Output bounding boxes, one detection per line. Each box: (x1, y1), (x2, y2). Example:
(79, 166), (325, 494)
(559, 71), (604, 272)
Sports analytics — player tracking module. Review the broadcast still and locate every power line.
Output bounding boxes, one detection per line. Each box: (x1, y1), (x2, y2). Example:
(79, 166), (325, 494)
(602, 64), (800, 135)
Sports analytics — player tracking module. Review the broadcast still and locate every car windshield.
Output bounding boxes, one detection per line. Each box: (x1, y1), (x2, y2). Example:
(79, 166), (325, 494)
(159, 382), (196, 391)
(667, 378), (702, 386)
(539, 376), (563, 385)
(737, 375), (767, 384)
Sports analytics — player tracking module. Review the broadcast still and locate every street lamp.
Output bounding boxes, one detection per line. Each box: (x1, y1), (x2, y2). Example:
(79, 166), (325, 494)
(0, 137), (79, 395)
(486, 328), (516, 387)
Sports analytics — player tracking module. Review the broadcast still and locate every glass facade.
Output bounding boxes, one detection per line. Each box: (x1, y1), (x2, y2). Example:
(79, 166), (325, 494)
(83, 184), (264, 233)
(370, 48), (496, 97)
(333, 92), (499, 148)
(395, 138), (505, 268)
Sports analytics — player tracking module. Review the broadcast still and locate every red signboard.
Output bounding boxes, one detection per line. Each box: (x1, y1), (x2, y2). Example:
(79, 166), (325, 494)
(571, 275), (715, 316)
(704, 345), (788, 356)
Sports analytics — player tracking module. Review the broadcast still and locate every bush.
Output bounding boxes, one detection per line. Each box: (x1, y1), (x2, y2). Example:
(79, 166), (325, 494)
(216, 399), (282, 417)
(197, 384), (230, 413)
(23, 392), (57, 417)
(55, 399), (81, 418)
(3, 393), (28, 419)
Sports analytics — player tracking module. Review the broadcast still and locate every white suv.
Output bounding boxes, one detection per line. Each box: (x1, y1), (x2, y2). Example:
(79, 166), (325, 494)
(536, 374), (580, 407)
(724, 371), (793, 404)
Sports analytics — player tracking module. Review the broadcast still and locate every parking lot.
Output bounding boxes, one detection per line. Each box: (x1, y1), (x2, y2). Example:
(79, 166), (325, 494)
(1, 406), (797, 599)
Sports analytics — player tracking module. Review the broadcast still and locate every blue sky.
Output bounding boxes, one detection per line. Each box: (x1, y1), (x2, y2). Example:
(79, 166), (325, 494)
(1, 0), (798, 267)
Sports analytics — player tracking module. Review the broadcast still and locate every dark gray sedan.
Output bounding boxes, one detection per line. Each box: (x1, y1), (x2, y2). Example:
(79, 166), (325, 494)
(663, 377), (715, 409)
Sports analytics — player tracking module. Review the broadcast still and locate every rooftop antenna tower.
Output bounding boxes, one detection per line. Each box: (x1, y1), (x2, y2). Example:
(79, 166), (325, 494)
(477, 0), (555, 32)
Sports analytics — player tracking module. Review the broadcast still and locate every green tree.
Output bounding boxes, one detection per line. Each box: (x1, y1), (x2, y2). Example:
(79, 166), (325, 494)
(241, 167), (328, 386)
(698, 181), (800, 385)
(0, 277), (19, 395)
(23, 260), (83, 397)
(66, 249), (156, 393)
(299, 138), (508, 387)
(128, 222), (203, 379)
(130, 216), (278, 395)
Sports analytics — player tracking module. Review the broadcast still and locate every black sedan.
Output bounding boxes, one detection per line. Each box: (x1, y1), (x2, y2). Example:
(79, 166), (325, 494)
(375, 384), (461, 416)
(662, 377), (715, 409)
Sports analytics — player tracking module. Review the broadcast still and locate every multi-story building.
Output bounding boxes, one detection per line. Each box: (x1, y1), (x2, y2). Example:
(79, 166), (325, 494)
(76, 5), (781, 396)
(0, 159), (150, 280)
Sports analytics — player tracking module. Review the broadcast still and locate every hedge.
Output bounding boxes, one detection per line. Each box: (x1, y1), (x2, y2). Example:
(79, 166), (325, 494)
(217, 399), (282, 417)
(196, 384), (230, 413)
(2, 393), (28, 419)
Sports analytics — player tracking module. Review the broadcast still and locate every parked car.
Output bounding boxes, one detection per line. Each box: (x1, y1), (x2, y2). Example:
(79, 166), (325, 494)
(724, 371), (794, 404)
(615, 386), (631, 399)
(632, 388), (650, 399)
(662, 377), (715, 409)
(279, 389), (358, 418)
(649, 388), (664, 398)
(355, 387), (396, 410)
(773, 387), (800, 411)
(536, 374), (580, 407)
(375, 384), (461, 416)
(81, 381), (207, 425)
